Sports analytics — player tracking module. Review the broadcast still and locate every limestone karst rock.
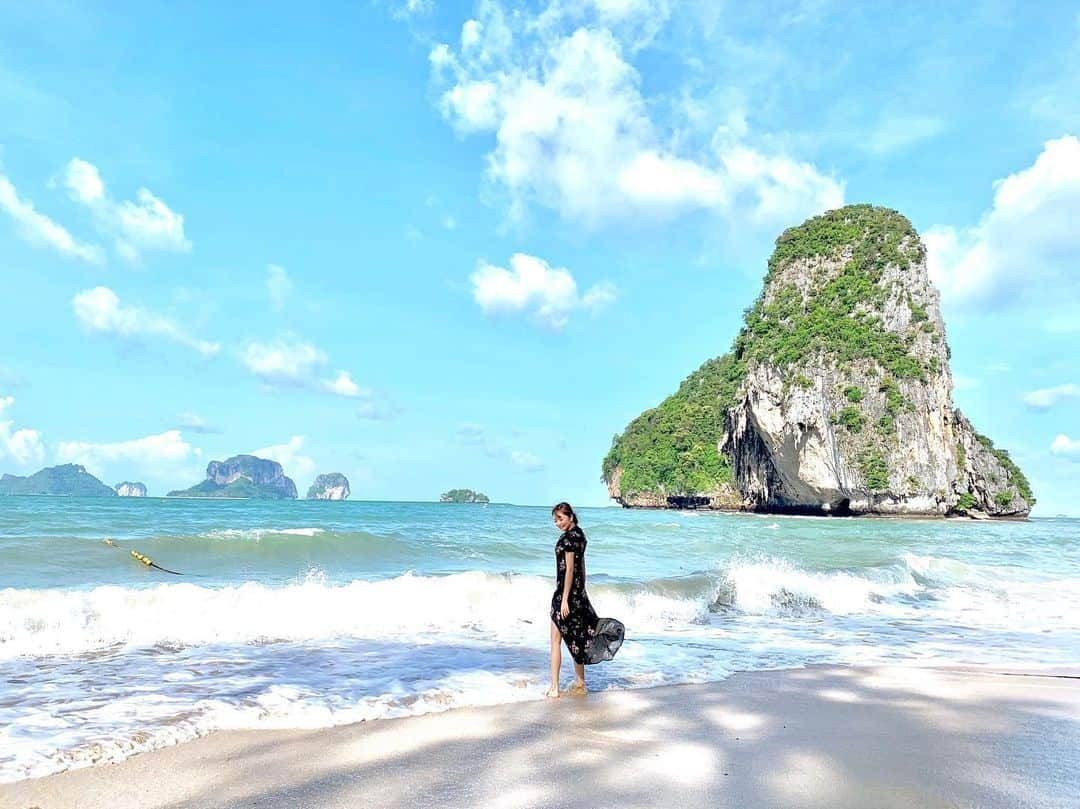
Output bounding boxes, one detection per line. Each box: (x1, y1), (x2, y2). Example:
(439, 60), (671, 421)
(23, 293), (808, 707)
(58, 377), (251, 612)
(307, 473), (350, 500)
(604, 205), (1033, 517)
(167, 455), (298, 499)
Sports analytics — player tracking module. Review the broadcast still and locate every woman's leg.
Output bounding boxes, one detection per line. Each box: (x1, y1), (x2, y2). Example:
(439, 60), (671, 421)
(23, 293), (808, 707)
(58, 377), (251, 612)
(573, 661), (585, 688)
(547, 621), (562, 697)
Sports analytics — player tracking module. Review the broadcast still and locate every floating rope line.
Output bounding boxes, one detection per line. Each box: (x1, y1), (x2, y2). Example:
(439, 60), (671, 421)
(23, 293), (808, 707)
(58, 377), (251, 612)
(103, 538), (183, 575)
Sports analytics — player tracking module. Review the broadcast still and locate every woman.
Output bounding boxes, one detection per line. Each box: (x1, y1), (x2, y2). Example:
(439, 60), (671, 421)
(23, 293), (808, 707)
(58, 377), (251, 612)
(547, 502), (623, 698)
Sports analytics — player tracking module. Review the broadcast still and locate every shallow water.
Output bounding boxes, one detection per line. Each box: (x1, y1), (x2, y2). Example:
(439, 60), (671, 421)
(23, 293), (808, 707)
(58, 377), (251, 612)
(1, 498), (1077, 781)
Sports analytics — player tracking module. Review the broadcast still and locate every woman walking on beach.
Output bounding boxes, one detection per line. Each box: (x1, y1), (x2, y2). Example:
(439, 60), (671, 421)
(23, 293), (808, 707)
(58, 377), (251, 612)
(548, 502), (623, 698)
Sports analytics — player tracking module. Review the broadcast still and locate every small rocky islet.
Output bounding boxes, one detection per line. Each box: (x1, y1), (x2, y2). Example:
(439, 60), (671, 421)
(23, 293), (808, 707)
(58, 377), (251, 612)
(439, 489), (490, 503)
(307, 473), (350, 500)
(603, 204), (1034, 519)
(115, 481), (147, 497)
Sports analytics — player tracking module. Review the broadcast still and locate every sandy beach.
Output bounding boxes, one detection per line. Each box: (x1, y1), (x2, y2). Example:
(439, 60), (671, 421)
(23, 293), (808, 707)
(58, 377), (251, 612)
(3, 664), (1077, 809)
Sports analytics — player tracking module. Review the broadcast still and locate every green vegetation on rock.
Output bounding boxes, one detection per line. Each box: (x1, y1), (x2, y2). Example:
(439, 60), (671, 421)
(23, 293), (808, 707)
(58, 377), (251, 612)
(0, 464), (116, 497)
(976, 433), (1035, 505)
(955, 492), (979, 512)
(439, 488), (490, 503)
(834, 406), (865, 433)
(736, 205), (926, 381)
(860, 448), (890, 491)
(602, 354), (742, 496)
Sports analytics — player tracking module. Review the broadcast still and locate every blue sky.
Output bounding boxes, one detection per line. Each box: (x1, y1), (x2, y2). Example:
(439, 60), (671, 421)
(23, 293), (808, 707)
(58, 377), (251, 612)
(0, 0), (1077, 513)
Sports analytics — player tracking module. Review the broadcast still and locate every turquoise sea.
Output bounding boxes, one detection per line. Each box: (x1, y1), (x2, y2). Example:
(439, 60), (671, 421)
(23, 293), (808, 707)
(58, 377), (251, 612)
(1, 498), (1078, 781)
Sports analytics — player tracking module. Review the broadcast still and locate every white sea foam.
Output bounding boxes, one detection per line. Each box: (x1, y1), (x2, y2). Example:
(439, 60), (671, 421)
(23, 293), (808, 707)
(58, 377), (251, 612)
(206, 527), (325, 540)
(0, 570), (709, 660)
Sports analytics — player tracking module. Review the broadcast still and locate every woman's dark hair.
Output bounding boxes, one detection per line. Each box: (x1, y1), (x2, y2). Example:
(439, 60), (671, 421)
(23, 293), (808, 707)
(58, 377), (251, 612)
(552, 501), (578, 527)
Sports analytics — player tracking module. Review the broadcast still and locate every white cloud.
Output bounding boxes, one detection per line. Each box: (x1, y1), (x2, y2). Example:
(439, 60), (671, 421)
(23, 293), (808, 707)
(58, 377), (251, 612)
(952, 375), (980, 391)
(470, 253), (616, 329)
(430, 5), (841, 227)
(57, 430), (196, 473)
(324, 371), (367, 398)
(239, 337), (363, 398)
(239, 338), (326, 386)
(73, 286), (219, 356)
(175, 412), (221, 434)
(0, 421), (45, 466)
(0, 397), (45, 466)
(926, 136), (1080, 308)
(251, 435), (316, 480)
(0, 167), (103, 262)
(1050, 433), (1080, 461)
(266, 264), (292, 311)
(62, 157), (191, 261)
(1024, 383), (1080, 411)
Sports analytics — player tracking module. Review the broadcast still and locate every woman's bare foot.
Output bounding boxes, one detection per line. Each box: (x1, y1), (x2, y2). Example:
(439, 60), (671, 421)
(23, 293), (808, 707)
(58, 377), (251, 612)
(545, 687), (560, 698)
(567, 680), (587, 695)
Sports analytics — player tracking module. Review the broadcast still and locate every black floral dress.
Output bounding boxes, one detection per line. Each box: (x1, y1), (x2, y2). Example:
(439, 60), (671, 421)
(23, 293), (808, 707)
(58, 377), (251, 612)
(551, 526), (601, 664)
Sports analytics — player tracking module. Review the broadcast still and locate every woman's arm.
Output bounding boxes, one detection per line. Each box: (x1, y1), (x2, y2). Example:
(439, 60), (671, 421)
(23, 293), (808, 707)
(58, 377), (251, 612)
(560, 552), (574, 617)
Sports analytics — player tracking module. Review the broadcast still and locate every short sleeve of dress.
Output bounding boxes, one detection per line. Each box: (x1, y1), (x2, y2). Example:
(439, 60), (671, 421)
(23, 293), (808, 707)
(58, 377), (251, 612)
(564, 527), (586, 554)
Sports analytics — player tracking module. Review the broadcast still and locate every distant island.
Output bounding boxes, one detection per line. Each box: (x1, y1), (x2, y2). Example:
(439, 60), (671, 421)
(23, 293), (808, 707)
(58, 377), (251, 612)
(115, 481), (147, 497)
(0, 464), (116, 497)
(604, 205), (1033, 519)
(307, 472), (350, 500)
(167, 455), (298, 499)
(440, 488), (489, 503)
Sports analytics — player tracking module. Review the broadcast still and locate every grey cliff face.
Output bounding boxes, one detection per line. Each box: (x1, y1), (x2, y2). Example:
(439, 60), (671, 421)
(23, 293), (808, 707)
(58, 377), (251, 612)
(307, 473), (350, 500)
(115, 481), (148, 497)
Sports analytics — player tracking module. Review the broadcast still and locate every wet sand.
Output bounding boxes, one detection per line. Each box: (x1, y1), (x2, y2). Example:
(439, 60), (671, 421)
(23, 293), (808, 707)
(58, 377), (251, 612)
(3, 664), (1078, 808)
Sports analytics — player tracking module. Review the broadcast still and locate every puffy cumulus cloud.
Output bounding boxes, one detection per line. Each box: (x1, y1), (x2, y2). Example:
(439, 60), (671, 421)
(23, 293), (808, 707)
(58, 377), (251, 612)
(926, 136), (1080, 309)
(1051, 433), (1080, 461)
(1023, 383), (1080, 411)
(323, 371), (368, 398)
(240, 338), (326, 386)
(429, 3), (841, 227)
(73, 286), (220, 356)
(0, 396), (45, 466)
(61, 158), (191, 261)
(0, 166), (103, 262)
(470, 253), (616, 329)
(0, 422), (45, 465)
(252, 435), (316, 480)
(239, 338), (365, 398)
(266, 264), (292, 311)
(57, 430), (196, 473)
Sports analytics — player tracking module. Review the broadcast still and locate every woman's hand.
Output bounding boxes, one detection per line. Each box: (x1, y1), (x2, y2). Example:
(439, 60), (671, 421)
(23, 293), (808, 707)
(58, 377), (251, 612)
(560, 600), (570, 619)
